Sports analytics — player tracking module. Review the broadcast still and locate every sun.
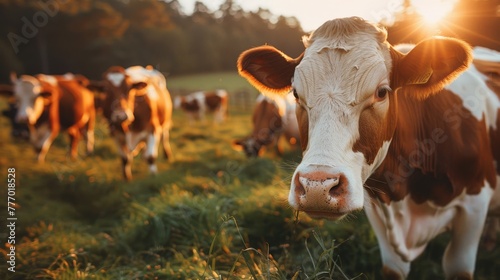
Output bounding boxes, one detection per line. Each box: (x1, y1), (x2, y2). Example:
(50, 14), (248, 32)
(412, 0), (458, 25)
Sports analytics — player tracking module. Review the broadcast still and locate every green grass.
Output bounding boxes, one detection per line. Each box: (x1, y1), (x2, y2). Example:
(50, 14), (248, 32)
(0, 71), (499, 279)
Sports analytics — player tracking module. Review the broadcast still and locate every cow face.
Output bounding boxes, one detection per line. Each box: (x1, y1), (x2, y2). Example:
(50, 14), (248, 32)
(10, 74), (51, 125)
(238, 17), (471, 220)
(102, 67), (147, 127)
(1, 102), (30, 140)
(236, 96), (284, 157)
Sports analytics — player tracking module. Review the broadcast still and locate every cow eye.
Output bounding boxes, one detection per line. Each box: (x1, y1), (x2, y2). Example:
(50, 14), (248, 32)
(292, 88), (299, 99)
(375, 86), (391, 101)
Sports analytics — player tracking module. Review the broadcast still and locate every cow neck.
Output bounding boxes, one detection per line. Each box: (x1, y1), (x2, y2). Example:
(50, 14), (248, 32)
(368, 89), (497, 206)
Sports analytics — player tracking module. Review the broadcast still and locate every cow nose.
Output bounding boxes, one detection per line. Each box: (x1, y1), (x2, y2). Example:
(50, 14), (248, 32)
(111, 111), (129, 123)
(292, 170), (349, 219)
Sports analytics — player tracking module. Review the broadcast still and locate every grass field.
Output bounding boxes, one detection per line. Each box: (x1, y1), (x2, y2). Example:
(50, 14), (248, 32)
(0, 72), (499, 279)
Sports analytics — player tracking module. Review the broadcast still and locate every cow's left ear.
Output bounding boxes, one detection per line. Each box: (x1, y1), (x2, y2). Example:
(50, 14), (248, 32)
(238, 45), (303, 96)
(391, 37), (472, 99)
(132, 82), (147, 90)
(38, 91), (53, 106)
(131, 82), (148, 95)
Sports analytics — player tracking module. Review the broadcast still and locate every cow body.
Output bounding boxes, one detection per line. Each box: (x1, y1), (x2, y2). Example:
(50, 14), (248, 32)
(8, 73), (95, 162)
(174, 90), (228, 123)
(233, 93), (300, 157)
(238, 17), (499, 279)
(101, 66), (173, 181)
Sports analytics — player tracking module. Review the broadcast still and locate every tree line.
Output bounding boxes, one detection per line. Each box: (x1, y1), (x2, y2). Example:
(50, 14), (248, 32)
(2, 0), (498, 83)
(0, 0), (305, 82)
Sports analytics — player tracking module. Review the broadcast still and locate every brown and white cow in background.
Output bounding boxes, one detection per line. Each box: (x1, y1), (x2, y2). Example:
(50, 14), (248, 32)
(100, 65), (173, 181)
(238, 17), (500, 279)
(233, 93), (300, 157)
(6, 73), (95, 162)
(173, 90), (228, 123)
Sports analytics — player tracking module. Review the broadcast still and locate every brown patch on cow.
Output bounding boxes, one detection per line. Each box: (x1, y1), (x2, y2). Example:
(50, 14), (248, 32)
(449, 272), (473, 280)
(129, 95), (152, 132)
(180, 98), (200, 112)
(353, 94), (398, 165)
(368, 89), (497, 206)
(296, 104), (309, 151)
(205, 92), (223, 111)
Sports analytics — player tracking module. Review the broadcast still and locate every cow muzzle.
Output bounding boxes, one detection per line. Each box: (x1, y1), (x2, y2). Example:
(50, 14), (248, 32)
(289, 165), (362, 220)
(111, 109), (134, 124)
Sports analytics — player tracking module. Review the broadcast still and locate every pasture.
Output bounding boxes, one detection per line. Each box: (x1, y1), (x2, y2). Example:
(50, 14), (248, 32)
(0, 72), (498, 279)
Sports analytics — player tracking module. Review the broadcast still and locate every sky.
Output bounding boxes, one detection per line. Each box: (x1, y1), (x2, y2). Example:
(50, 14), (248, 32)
(177, 0), (405, 31)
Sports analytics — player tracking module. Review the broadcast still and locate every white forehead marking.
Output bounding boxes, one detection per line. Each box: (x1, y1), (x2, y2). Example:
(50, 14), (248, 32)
(295, 20), (391, 109)
(15, 76), (41, 96)
(106, 73), (125, 87)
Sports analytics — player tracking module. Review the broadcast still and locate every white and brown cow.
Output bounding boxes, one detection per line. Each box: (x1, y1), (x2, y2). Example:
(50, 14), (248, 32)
(7, 73), (95, 162)
(238, 17), (500, 279)
(101, 65), (173, 181)
(173, 90), (228, 123)
(233, 93), (300, 157)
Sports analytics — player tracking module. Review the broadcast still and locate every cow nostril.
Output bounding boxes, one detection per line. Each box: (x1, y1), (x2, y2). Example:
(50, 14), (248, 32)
(294, 173), (306, 197)
(328, 176), (343, 197)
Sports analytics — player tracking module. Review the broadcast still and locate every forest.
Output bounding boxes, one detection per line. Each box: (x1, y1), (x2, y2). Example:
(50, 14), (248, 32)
(0, 0), (305, 82)
(1, 0), (499, 84)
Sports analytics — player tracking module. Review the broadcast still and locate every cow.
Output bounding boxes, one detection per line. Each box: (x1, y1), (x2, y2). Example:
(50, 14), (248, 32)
(6, 73), (95, 162)
(233, 93), (300, 157)
(100, 65), (173, 181)
(173, 90), (228, 123)
(237, 17), (500, 279)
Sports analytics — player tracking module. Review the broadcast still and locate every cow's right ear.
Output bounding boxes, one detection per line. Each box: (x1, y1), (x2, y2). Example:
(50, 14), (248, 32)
(38, 91), (53, 106)
(237, 46), (303, 96)
(391, 37), (472, 100)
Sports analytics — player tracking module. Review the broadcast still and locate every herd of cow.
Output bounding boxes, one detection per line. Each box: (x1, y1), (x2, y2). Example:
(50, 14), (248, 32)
(2, 16), (500, 279)
(0, 65), (301, 180)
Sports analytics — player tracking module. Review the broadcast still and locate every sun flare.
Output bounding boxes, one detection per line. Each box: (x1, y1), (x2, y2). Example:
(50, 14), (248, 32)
(412, 0), (458, 25)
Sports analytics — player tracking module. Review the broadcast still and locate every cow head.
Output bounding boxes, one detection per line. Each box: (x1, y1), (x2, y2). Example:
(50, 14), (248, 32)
(237, 17), (471, 220)
(102, 66), (147, 128)
(233, 95), (284, 157)
(10, 73), (52, 125)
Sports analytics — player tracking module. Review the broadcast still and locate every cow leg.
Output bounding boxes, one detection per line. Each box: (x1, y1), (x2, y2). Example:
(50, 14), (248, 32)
(144, 130), (161, 174)
(67, 127), (81, 160)
(121, 153), (133, 181)
(442, 187), (493, 280)
(365, 201), (410, 280)
(162, 125), (173, 161)
(113, 133), (132, 181)
(481, 217), (500, 251)
(32, 123), (57, 163)
(84, 107), (96, 155)
(214, 107), (224, 123)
